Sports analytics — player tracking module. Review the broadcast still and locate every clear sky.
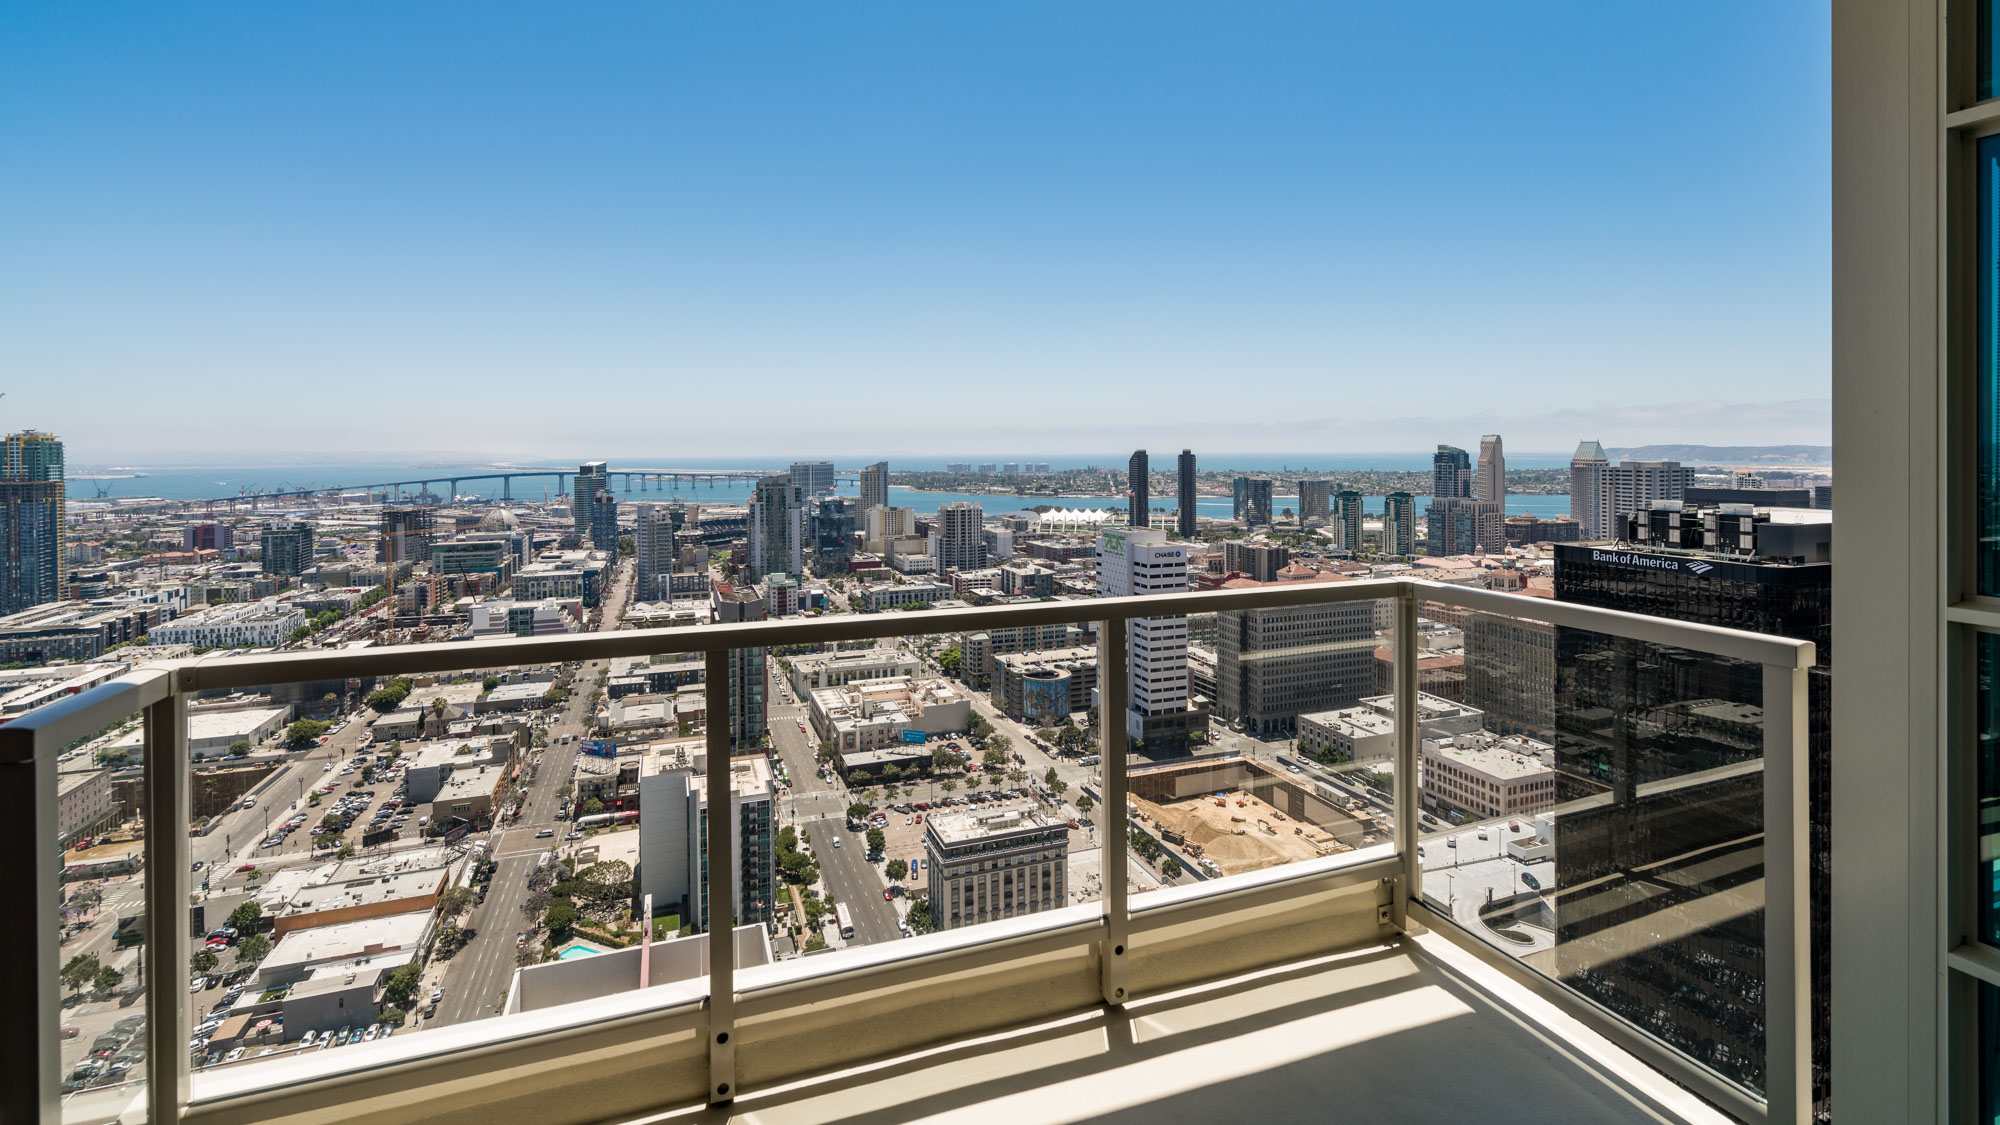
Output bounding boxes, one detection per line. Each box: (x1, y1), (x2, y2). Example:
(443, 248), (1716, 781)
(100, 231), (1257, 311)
(1, 3), (1830, 462)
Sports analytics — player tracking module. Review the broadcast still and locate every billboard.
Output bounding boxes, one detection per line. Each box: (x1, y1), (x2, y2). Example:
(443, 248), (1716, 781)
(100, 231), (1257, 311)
(900, 729), (927, 744)
(361, 827), (393, 848)
(582, 739), (618, 758)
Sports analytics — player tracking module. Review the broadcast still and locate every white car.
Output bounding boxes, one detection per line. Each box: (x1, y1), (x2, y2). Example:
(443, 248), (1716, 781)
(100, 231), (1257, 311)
(223, 1047), (245, 1063)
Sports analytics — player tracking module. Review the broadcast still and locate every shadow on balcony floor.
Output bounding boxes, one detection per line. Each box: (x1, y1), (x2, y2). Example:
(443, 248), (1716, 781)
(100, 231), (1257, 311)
(637, 933), (1734, 1125)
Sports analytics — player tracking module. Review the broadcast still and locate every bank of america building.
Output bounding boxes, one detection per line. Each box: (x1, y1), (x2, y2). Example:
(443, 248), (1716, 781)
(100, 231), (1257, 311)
(1550, 505), (1831, 1105)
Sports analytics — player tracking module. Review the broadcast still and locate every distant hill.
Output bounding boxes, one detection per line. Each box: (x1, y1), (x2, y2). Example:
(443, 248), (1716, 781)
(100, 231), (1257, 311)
(1604, 445), (1831, 465)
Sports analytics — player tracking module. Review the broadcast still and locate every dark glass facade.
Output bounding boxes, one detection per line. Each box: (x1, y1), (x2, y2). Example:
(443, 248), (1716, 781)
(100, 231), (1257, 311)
(1553, 544), (1830, 1107)
(1982, 633), (2000, 948)
(1983, 135), (2000, 592)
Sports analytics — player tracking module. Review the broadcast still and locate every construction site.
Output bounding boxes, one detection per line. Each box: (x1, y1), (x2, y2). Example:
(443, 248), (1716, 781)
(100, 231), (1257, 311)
(1127, 756), (1375, 877)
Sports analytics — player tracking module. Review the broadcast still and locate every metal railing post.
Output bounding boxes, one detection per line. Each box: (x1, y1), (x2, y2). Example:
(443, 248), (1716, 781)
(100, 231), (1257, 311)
(1762, 659), (1810, 1123)
(703, 649), (736, 1104)
(1391, 589), (1419, 928)
(1098, 618), (1129, 1006)
(144, 687), (190, 1123)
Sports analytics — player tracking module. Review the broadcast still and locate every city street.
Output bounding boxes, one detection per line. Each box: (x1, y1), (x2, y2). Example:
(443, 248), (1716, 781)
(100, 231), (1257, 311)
(801, 816), (899, 944)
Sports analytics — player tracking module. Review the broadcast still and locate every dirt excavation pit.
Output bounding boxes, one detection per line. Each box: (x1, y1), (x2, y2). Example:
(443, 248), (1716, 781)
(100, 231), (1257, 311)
(1133, 790), (1347, 876)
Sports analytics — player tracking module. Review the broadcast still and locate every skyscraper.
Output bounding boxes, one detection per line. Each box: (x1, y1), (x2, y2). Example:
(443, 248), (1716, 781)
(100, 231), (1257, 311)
(789, 461), (836, 496)
(573, 461), (608, 536)
(1232, 477), (1251, 522)
(1383, 492), (1418, 556)
(1568, 440), (1609, 538)
(811, 496), (856, 573)
(1432, 445), (1472, 500)
(590, 491), (619, 554)
(1476, 434), (1506, 503)
(934, 502), (987, 572)
(259, 521), (315, 577)
(0, 431), (64, 612)
(380, 506), (436, 566)
(1296, 479), (1331, 526)
(1240, 479), (1274, 527)
(633, 503), (681, 600)
(747, 475), (804, 582)
(1176, 449), (1197, 539)
(1426, 498), (1504, 556)
(1333, 490), (1364, 554)
(859, 461), (889, 512)
(1097, 527), (1203, 751)
(1127, 450), (1150, 528)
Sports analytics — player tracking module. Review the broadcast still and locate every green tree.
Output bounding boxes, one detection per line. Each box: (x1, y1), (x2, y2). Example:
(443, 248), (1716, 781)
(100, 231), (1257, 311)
(1161, 856), (1183, 879)
(846, 770), (870, 788)
(885, 859), (909, 881)
(815, 741), (837, 764)
(1075, 794), (1094, 816)
(582, 798), (605, 816)
(366, 688), (403, 713)
(338, 842), (356, 860)
(227, 900), (263, 931)
(939, 779), (956, 795)
(931, 745), (955, 770)
(1050, 778), (1068, 798)
(60, 953), (100, 996)
(865, 827), (886, 854)
(94, 965), (124, 994)
(319, 812), (345, 833)
(382, 963), (423, 1009)
(967, 713), (993, 740)
(905, 897), (936, 934)
(846, 801), (871, 822)
(380, 1007), (408, 1027)
(936, 647), (963, 677)
(190, 948), (218, 976)
(983, 746), (1009, 770)
(289, 625), (313, 643)
(236, 933), (271, 964)
(544, 899), (580, 943)
(482, 675), (501, 693)
(438, 887), (474, 916)
(1044, 767), (1059, 788)
(229, 739), (253, 757)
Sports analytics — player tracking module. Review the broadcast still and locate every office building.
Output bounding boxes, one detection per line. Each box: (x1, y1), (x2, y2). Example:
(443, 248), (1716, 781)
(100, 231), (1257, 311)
(1551, 506), (1832, 1104)
(747, 474), (804, 582)
(1296, 479), (1331, 526)
(859, 461), (889, 512)
(1176, 449), (1197, 538)
(1232, 476), (1250, 522)
(1686, 486), (1813, 509)
(1567, 445), (1692, 540)
(956, 621), (1089, 690)
(811, 496), (856, 573)
(1383, 492), (1418, 556)
(1332, 490), (1364, 554)
(1432, 445), (1472, 500)
(924, 809), (1069, 932)
(0, 430), (64, 614)
(1462, 610), (1555, 740)
(1502, 515), (1581, 545)
(1127, 450), (1150, 528)
(381, 506), (437, 567)
(1213, 572), (1376, 737)
(1222, 540), (1289, 582)
(1420, 734), (1555, 819)
(1475, 434), (1506, 503)
(789, 461), (835, 497)
(863, 505), (916, 553)
(1097, 527), (1203, 751)
(259, 522), (315, 577)
(185, 523), (233, 552)
(638, 748), (776, 932)
(1295, 691), (1483, 765)
(1568, 441), (1609, 539)
(572, 462), (608, 537)
(933, 502), (987, 572)
(1425, 497), (1504, 556)
(992, 646), (1099, 721)
(1235, 478), (1273, 527)
(431, 538), (511, 578)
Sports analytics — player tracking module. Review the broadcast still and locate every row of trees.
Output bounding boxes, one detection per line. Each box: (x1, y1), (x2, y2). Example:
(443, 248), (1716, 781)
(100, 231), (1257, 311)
(366, 676), (415, 713)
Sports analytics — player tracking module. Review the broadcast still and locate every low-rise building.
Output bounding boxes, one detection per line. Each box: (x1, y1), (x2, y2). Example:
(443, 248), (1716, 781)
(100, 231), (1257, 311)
(56, 769), (115, 844)
(187, 707), (291, 757)
(255, 910), (431, 989)
(429, 763), (504, 829)
(1420, 733), (1556, 819)
(787, 647), (921, 694)
(475, 680), (554, 713)
(810, 677), (971, 764)
(924, 808), (1070, 932)
(1295, 692), (1484, 765)
(150, 601), (305, 648)
(992, 646), (1099, 723)
(255, 847), (459, 935)
(957, 622), (1089, 690)
(864, 581), (951, 611)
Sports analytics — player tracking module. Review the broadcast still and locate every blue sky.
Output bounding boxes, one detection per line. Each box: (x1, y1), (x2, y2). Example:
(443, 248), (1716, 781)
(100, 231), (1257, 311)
(0, 3), (1830, 462)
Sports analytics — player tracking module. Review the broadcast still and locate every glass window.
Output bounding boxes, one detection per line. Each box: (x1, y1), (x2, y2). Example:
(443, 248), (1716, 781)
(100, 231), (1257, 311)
(1982, 633), (2000, 946)
(1987, 0), (2000, 103)
(1982, 135), (2000, 593)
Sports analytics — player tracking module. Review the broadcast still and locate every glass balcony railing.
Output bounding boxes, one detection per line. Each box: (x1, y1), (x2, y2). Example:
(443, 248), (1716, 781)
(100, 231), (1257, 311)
(0, 577), (1813, 1125)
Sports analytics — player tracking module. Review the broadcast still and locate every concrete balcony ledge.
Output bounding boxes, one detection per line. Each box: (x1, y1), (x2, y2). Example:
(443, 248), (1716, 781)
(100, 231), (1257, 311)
(628, 933), (1734, 1125)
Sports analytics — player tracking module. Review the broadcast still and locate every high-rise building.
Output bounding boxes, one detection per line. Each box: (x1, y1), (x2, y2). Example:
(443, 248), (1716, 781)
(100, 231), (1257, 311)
(1127, 450), (1150, 528)
(747, 474), (804, 582)
(1568, 441), (1609, 539)
(789, 461), (836, 496)
(1240, 479), (1273, 527)
(924, 808), (1069, 932)
(1214, 573), (1376, 737)
(380, 506), (436, 566)
(1097, 527), (1204, 751)
(1296, 479), (1331, 526)
(1432, 445), (1473, 500)
(590, 491), (619, 554)
(933, 502), (987, 572)
(1333, 490), (1365, 553)
(1551, 506), (1832, 1105)
(1425, 497), (1504, 556)
(0, 430), (64, 613)
(1476, 434), (1506, 503)
(185, 523), (233, 552)
(712, 583), (770, 750)
(811, 496), (856, 573)
(1232, 476), (1251, 522)
(1462, 611), (1554, 739)
(638, 749), (776, 932)
(1176, 449), (1197, 539)
(572, 461), (608, 536)
(1222, 540), (1289, 582)
(864, 505), (916, 553)
(259, 522), (315, 577)
(633, 503), (684, 601)
(859, 461), (889, 512)
(1383, 492), (1418, 556)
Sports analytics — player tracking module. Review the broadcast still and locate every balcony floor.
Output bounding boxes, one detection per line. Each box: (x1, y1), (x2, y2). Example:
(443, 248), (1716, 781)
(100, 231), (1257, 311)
(637, 933), (1734, 1125)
